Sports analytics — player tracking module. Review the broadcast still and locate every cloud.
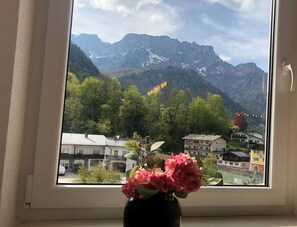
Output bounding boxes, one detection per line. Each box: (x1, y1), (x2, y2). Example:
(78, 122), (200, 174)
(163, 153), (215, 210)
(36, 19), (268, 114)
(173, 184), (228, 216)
(202, 15), (226, 32)
(88, 0), (162, 15)
(203, 0), (271, 20)
(197, 1), (271, 71)
(209, 35), (269, 63)
(72, 0), (181, 43)
(74, 0), (87, 8)
(71, 0), (270, 70)
(219, 54), (232, 62)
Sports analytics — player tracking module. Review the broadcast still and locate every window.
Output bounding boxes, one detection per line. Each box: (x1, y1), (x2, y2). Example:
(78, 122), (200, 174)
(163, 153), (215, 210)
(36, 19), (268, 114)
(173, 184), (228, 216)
(28, 0), (295, 218)
(93, 150), (99, 155)
(89, 159), (100, 166)
(61, 148), (69, 154)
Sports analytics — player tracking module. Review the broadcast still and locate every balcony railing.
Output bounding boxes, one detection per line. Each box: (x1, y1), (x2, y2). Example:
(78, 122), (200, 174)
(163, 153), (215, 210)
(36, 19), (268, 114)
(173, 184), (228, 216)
(60, 153), (126, 161)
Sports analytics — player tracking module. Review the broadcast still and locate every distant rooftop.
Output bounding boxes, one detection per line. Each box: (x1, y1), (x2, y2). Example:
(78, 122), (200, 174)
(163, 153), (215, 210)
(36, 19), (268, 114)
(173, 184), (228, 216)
(62, 133), (132, 147)
(182, 134), (224, 141)
(107, 138), (128, 147)
(62, 133), (106, 146)
(230, 151), (250, 158)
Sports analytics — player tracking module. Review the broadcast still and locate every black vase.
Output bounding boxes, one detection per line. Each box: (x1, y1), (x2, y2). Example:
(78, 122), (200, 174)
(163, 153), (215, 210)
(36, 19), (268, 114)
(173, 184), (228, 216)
(123, 193), (182, 227)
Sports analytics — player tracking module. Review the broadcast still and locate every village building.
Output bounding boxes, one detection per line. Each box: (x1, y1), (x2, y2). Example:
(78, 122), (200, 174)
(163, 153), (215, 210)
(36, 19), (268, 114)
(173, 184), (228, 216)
(231, 131), (263, 145)
(59, 133), (131, 173)
(217, 151), (250, 169)
(182, 134), (227, 159)
(249, 143), (265, 173)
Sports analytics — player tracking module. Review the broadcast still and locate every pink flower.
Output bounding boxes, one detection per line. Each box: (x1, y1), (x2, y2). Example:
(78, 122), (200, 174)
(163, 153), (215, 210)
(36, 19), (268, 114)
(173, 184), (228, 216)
(122, 179), (141, 199)
(148, 169), (176, 193)
(122, 153), (203, 199)
(165, 153), (202, 193)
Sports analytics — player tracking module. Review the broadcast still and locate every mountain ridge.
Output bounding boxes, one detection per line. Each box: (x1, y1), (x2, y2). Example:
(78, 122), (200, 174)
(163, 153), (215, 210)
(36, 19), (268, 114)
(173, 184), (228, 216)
(71, 33), (267, 115)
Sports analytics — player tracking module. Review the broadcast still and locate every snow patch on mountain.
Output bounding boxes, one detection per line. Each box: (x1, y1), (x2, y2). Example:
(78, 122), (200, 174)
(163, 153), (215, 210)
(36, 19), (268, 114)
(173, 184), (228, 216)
(216, 66), (224, 74)
(182, 63), (189, 69)
(198, 67), (207, 76)
(88, 51), (98, 59)
(146, 49), (169, 65)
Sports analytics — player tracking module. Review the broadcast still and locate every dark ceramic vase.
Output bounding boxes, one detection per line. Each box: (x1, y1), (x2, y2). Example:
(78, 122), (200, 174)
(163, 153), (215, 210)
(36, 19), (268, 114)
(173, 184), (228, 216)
(123, 193), (182, 227)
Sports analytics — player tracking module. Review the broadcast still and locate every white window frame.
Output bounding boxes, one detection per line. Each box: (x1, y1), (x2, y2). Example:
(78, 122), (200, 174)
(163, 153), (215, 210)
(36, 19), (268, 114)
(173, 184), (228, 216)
(29, 0), (294, 217)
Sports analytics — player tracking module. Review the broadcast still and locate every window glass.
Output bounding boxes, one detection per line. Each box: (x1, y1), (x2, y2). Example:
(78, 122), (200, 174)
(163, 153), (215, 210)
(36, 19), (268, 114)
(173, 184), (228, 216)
(57, 0), (273, 186)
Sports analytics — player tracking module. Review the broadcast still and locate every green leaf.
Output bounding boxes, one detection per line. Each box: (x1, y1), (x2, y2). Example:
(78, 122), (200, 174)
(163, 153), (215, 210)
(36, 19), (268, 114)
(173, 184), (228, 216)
(206, 177), (215, 182)
(137, 187), (159, 200)
(125, 169), (131, 181)
(174, 191), (188, 198)
(150, 141), (165, 152)
(129, 166), (140, 179)
(124, 151), (137, 160)
(207, 178), (223, 186)
(124, 140), (140, 153)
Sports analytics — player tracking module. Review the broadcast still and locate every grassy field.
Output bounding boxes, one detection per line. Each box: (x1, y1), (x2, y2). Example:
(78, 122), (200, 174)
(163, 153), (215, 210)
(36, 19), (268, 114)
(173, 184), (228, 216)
(219, 170), (252, 185)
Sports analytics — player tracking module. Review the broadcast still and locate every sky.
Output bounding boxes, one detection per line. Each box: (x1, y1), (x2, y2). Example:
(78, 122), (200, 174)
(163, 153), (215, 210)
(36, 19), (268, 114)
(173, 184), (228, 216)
(71, 0), (272, 72)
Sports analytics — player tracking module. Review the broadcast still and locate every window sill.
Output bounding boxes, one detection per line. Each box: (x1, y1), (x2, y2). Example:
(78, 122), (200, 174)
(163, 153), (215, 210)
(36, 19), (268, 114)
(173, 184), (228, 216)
(17, 215), (297, 227)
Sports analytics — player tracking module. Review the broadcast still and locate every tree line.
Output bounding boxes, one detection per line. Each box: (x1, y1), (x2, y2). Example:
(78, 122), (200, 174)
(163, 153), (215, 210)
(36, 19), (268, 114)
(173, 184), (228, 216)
(63, 73), (231, 152)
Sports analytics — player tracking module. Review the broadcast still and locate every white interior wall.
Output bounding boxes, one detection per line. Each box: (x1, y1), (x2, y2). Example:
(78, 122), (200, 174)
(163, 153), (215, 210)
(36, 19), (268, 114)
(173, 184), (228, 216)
(0, 0), (36, 226)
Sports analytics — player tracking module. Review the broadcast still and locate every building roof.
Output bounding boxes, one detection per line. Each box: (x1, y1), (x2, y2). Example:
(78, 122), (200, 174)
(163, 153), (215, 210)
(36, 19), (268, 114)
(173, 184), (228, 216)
(232, 131), (263, 140)
(230, 151), (250, 158)
(107, 138), (128, 147)
(250, 143), (264, 150)
(182, 134), (224, 141)
(62, 133), (106, 146)
(212, 150), (228, 155)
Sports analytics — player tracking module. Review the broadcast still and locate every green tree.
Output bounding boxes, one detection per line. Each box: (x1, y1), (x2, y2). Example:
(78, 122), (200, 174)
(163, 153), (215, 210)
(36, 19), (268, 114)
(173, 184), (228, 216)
(78, 77), (105, 122)
(205, 94), (229, 135)
(188, 94), (229, 135)
(106, 77), (122, 135)
(188, 97), (209, 133)
(203, 157), (218, 177)
(97, 119), (112, 135)
(63, 97), (83, 132)
(65, 72), (80, 98)
(75, 165), (121, 184)
(119, 85), (147, 137)
(144, 93), (162, 139)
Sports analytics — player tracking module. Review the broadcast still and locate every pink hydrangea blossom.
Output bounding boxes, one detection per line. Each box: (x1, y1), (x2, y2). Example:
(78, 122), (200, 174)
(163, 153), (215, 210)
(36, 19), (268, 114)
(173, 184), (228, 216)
(165, 153), (203, 193)
(122, 153), (203, 199)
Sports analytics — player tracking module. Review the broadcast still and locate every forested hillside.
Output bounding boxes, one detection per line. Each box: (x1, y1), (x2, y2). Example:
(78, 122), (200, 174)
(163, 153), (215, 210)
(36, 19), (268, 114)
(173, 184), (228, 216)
(68, 42), (100, 81)
(115, 66), (245, 116)
(63, 73), (231, 151)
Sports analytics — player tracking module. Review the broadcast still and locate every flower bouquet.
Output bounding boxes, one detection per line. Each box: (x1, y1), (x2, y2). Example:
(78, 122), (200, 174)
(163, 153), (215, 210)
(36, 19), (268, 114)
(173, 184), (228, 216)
(122, 140), (203, 227)
(122, 140), (203, 200)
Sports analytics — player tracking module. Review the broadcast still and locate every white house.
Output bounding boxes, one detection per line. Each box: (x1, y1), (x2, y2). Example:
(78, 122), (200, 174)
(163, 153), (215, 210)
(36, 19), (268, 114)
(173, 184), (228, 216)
(106, 138), (135, 173)
(182, 134), (227, 158)
(231, 131), (263, 145)
(60, 133), (107, 171)
(60, 133), (130, 172)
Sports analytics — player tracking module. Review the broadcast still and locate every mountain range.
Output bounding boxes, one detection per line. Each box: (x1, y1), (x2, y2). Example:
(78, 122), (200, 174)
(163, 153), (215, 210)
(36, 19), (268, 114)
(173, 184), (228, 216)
(71, 33), (268, 116)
